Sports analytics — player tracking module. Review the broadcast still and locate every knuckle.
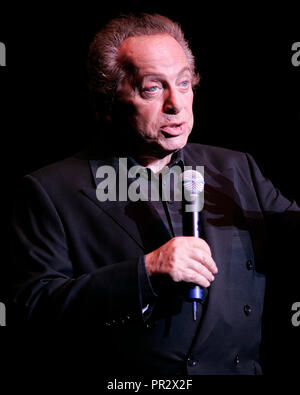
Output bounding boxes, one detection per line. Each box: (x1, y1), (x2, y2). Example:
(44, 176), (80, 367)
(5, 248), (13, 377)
(166, 260), (175, 275)
(200, 239), (211, 255)
(189, 272), (197, 283)
(199, 251), (206, 262)
(172, 268), (183, 282)
(170, 237), (180, 250)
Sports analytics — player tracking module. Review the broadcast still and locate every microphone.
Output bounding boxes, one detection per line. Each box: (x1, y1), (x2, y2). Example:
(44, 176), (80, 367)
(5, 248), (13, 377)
(182, 169), (205, 321)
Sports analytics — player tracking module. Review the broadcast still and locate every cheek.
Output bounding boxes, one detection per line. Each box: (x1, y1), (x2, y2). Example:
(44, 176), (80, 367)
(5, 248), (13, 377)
(185, 94), (194, 121)
(187, 92), (194, 110)
(134, 102), (161, 129)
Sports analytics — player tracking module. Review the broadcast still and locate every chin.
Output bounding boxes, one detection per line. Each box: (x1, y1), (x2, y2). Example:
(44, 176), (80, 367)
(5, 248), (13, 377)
(159, 135), (189, 153)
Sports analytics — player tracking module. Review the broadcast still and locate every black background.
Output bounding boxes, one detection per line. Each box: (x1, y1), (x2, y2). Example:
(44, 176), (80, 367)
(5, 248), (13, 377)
(0, 1), (299, 386)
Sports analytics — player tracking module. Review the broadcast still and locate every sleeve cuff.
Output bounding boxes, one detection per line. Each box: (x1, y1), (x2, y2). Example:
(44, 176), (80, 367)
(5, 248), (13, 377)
(138, 256), (158, 321)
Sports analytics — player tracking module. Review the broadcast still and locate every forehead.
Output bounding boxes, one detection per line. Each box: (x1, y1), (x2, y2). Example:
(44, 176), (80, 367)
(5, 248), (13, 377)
(118, 34), (190, 76)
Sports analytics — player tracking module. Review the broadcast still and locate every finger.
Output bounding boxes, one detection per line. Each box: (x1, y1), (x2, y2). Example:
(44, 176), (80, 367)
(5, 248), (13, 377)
(189, 249), (218, 274)
(189, 237), (212, 256)
(183, 268), (211, 288)
(187, 259), (215, 282)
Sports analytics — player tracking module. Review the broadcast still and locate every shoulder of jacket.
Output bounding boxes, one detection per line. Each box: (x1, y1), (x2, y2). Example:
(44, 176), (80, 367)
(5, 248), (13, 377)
(24, 150), (91, 190)
(184, 143), (247, 170)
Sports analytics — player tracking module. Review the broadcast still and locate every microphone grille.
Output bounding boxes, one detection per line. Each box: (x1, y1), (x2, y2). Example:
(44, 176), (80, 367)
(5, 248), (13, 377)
(181, 170), (205, 193)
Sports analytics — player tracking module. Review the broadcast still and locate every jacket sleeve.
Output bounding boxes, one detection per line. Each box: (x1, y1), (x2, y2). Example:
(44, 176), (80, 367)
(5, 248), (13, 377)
(244, 152), (300, 280)
(8, 174), (157, 325)
(245, 152), (300, 224)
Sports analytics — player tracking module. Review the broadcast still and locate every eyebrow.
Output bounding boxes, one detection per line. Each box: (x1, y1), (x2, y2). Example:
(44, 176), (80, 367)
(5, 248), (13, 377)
(141, 66), (192, 81)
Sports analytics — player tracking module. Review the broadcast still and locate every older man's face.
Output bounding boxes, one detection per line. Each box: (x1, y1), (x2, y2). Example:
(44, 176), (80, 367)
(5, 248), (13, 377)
(116, 34), (194, 156)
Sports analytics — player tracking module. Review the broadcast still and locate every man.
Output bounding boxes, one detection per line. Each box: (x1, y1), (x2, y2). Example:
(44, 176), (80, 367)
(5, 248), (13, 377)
(7, 13), (299, 375)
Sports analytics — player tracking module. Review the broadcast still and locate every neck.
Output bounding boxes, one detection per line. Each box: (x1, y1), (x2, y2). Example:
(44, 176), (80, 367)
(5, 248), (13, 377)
(137, 153), (173, 173)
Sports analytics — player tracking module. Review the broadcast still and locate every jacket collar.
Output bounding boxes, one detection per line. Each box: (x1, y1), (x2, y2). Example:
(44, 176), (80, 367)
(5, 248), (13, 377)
(82, 155), (173, 253)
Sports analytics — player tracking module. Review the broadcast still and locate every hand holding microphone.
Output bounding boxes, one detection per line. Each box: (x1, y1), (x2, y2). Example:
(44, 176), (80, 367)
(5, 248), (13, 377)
(145, 236), (217, 288)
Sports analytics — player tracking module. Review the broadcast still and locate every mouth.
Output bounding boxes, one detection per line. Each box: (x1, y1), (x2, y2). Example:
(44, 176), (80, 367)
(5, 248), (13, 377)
(160, 122), (185, 137)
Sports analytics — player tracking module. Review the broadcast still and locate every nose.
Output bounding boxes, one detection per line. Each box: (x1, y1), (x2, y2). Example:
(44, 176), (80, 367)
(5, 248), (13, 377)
(163, 87), (183, 115)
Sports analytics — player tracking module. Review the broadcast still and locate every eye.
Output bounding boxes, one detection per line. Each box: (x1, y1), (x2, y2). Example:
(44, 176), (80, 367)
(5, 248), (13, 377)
(145, 86), (158, 92)
(143, 85), (159, 93)
(141, 83), (163, 98)
(179, 80), (190, 88)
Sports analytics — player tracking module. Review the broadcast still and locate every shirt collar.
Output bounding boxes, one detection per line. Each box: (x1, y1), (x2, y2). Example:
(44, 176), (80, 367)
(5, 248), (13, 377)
(128, 149), (185, 170)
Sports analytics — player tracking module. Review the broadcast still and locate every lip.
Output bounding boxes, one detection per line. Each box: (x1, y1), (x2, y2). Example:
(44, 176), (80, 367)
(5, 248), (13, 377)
(160, 122), (185, 136)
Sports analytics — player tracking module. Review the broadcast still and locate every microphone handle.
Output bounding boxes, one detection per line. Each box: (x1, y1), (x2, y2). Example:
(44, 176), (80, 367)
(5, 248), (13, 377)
(184, 211), (204, 302)
(191, 211), (200, 238)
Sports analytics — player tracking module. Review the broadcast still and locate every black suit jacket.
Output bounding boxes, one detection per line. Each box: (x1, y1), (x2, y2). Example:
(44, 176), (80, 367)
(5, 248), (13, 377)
(7, 143), (300, 375)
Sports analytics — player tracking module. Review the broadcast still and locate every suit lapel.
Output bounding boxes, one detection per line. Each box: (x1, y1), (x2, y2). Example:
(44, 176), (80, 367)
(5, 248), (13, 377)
(81, 157), (172, 253)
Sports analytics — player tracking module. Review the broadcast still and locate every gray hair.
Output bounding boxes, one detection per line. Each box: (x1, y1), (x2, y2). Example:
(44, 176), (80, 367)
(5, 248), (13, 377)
(87, 13), (200, 113)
